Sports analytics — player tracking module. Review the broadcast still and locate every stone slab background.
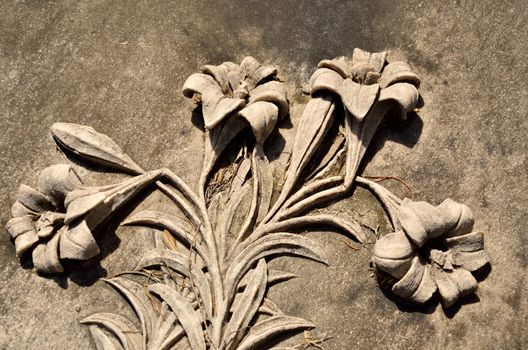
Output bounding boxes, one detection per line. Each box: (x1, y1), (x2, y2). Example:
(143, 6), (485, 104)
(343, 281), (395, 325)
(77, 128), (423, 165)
(0, 0), (526, 349)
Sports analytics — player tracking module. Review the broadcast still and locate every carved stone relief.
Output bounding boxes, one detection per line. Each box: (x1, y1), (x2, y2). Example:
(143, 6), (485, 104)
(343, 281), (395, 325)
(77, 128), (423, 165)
(5, 49), (490, 350)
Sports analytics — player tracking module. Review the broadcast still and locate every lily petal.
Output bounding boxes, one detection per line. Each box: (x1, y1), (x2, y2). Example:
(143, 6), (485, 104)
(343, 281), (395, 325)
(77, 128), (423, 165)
(317, 57), (350, 78)
(445, 232), (484, 252)
(310, 68), (344, 95)
(59, 220), (99, 260)
(182, 73), (218, 98)
(434, 270), (460, 308)
(183, 73), (245, 129)
(340, 79), (379, 121)
(392, 256), (437, 303)
(398, 198), (446, 247)
(11, 201), (37, 218)
(352, 48), (387, 73)
(246, 66), (278, 91)
(379, 61), (421, 89)
(202, 62), (232, 94)
(239, 101), (279, 144)
(65, 172), (160, 227)
(18, 184), (53, 213)
(248, 81), (289, 120)
(64, 189), (107, 225)
(6, 215), (34, 239)
(379, 82), (420, 119)
(32, 232), (63, 274)
(435, 269), (477, 307)
(14, 230), (39, 256)
(37, 164), (82, 206)
(373, 231), (415, 279)
(202, 85), (246, 129)
(240, 56), (261, 79)
(451, 268), (478, 297)
(437, 199), (474, 237)
(452, 250), (490, 272)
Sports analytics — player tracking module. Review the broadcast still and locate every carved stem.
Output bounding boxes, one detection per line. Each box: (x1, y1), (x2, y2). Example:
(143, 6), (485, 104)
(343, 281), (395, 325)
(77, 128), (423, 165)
(355, 176), (402, 230)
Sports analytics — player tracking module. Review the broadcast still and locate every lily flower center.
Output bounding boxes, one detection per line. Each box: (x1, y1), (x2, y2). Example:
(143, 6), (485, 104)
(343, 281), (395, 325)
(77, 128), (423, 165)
(351, 63), (380, 85)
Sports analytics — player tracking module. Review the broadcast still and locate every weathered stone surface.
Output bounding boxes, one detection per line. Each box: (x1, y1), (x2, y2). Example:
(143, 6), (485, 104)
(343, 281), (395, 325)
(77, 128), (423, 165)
(0, 1), (526, 349)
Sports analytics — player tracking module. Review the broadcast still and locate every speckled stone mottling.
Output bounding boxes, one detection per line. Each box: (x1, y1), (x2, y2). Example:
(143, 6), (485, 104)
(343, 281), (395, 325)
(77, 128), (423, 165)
(1, 1), (526, 349)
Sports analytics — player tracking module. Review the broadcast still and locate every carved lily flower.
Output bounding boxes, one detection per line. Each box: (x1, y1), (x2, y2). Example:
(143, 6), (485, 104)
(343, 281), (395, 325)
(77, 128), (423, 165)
(310, 48), (420, 121)
(269, 49), (422, 220)
(182, 56), (288, 144)
(6, 164), (84, 272)
(373, 199), (490, 307)
(6, 164), (158, 274)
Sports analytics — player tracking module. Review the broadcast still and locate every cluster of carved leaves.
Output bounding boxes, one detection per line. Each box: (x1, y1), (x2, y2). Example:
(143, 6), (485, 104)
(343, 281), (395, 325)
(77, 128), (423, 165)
(5, 50), (490, 350)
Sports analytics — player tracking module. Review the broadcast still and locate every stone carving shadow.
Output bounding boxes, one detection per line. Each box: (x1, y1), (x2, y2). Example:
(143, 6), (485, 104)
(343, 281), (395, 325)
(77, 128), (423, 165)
(362, 108), (425, 173)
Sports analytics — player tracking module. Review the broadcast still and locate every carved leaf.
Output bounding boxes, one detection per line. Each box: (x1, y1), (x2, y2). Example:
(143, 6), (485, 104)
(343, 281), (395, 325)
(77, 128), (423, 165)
(136, 249), (213, 319)
(256, 214), (368, 244)
(87, 325), (122, 350)
(122, 210), (205, 260)
(226, 233), (328, 305)
(225, 259), (268, 350)
(238, 269), (298, 291)
(159, 324), (185, 350)
(236, 147), (274, 242)
(103, 277), (157, 346)
(136, 248), (192, 276)
(80, 313), (142, 350)
(147, 283), (207, 350)
(268, 96), (336, 219)
(147, 307), (178, 350)
(51, 123), (144, 175)
(236, 315), (315, 350)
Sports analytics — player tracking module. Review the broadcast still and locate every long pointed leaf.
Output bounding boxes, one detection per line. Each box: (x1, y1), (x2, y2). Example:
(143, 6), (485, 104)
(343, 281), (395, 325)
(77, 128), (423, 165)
(81, 313), (142, 350)
(102, 277), (156, 348)
(148, 283), (206, 350)
(225, 259), (268, 350)
(237, 316), (315, 350)
(256, 214), (368, 243)
(238, 269), (298, 291)
(159, 325), (185, 350)
(137, 249), (213, 320)
(87, 325), (123, 350)
(226, 233), (327, 305)
(266, 96), (336, 222)
(123, 210), (207, 261)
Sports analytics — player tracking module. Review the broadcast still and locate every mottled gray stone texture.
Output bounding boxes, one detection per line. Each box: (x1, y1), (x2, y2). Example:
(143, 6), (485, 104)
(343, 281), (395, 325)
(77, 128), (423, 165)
(1, 1), (526, 349)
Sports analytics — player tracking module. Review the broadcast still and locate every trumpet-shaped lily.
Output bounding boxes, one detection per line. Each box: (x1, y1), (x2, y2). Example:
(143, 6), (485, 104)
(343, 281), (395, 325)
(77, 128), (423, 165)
(183, 56), (288, 145)
(310, 48), (420, 121)
(6, 164), (159, 274)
